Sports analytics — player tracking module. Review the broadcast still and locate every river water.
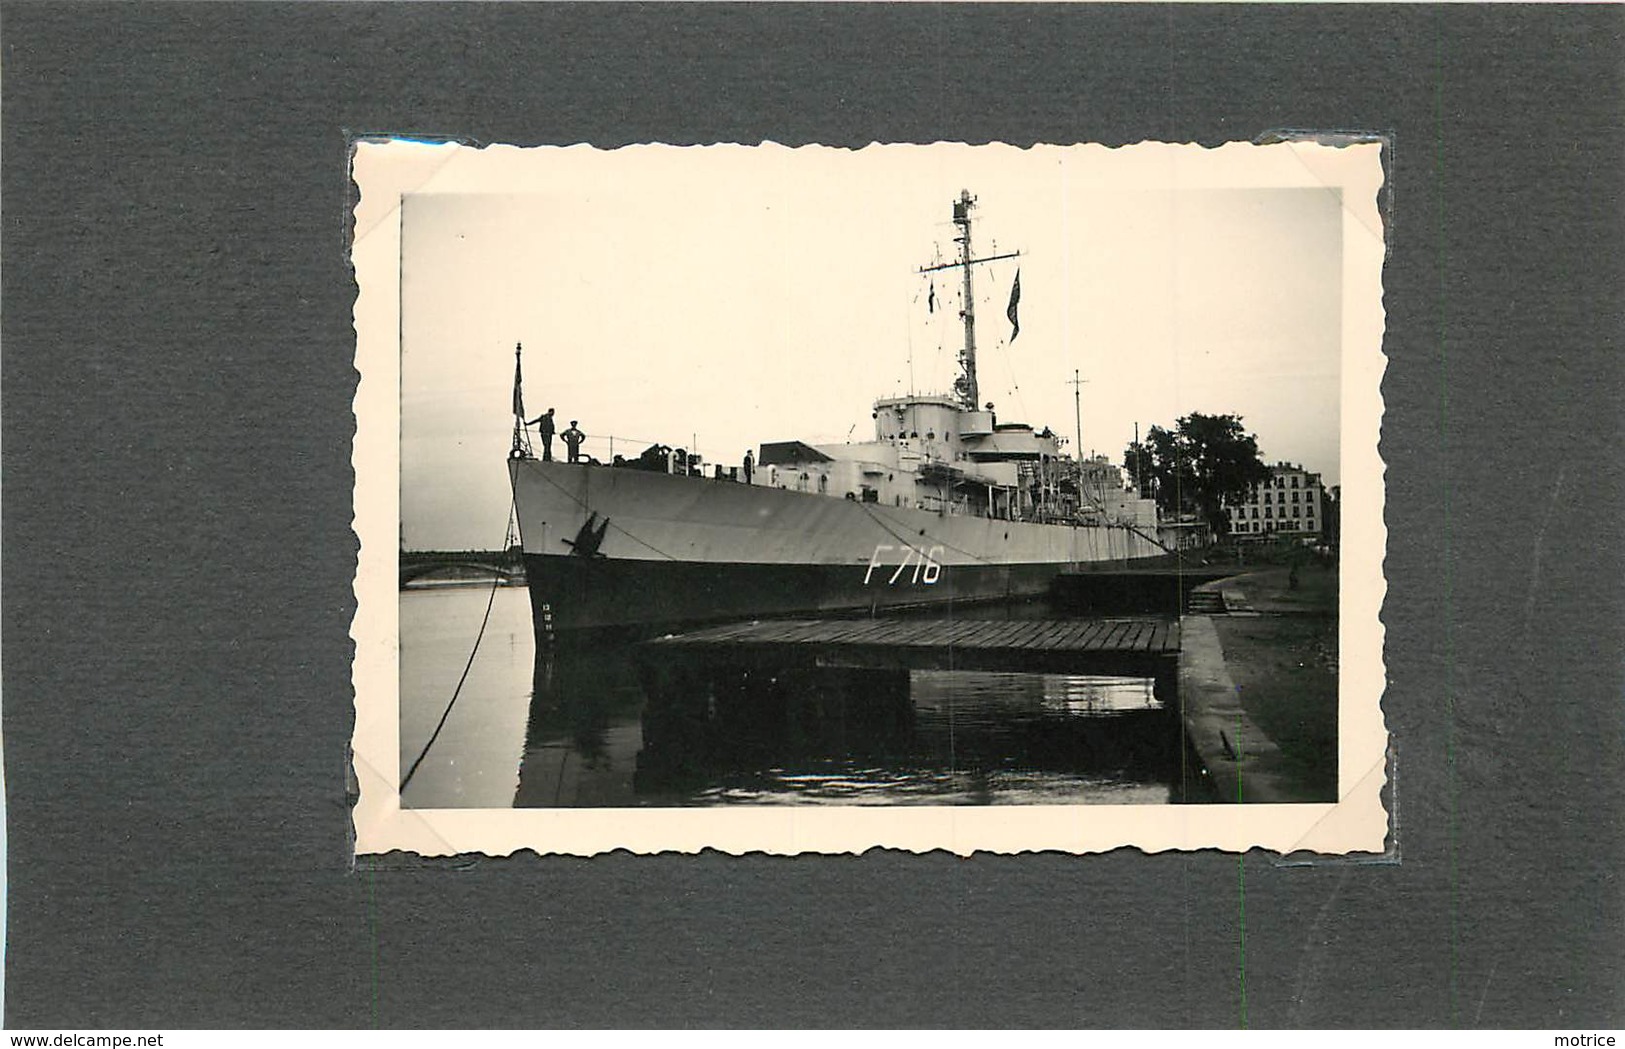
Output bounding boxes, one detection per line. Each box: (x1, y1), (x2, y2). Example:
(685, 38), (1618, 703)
(400, 584), (1187, 809)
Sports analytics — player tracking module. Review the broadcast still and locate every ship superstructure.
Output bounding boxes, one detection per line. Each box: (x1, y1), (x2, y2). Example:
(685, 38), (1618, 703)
(759, 395), (1156, 529)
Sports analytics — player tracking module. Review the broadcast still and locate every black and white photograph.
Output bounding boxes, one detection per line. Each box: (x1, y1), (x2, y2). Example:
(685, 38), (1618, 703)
(10, 0), (1624, 1030)
(352, 141), (1387, 856)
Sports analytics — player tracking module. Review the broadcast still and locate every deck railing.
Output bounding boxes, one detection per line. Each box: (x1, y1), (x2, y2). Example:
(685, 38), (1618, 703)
(519, 424), (757, 480)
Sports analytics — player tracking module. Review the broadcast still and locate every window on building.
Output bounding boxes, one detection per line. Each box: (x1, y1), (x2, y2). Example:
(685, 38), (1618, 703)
(1292, 490), (1299, 502)
(1265, 506), (1272, 518)
(1263, 492), (1271, 504)
(1292, 476), (1300, 488)
(1251, 507), (1258, 518)
(1293, 505), (1301, 517)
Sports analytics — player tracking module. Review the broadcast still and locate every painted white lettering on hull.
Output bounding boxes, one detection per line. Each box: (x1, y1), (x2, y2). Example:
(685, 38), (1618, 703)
(865, 543), (944, 586)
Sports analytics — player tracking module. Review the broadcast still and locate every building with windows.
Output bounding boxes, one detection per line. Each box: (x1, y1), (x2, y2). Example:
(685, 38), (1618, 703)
(1224, 461), (1326, 538)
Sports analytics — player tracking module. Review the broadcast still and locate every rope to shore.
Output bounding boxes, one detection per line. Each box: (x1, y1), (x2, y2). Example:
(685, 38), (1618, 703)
(399, 495), (518, 796)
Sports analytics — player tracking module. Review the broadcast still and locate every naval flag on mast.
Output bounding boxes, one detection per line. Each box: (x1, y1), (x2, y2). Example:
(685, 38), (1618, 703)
(1006, 269), (1022, 342)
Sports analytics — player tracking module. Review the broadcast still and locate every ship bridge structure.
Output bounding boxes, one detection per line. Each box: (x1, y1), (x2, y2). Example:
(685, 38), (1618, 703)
(754, 385), (1151, 529)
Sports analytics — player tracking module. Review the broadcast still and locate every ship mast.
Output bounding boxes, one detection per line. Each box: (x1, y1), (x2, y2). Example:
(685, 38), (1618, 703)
(919, 190), (1020, 411)
(1069, 369), (1087, 459)
(952, 192), (980, 409)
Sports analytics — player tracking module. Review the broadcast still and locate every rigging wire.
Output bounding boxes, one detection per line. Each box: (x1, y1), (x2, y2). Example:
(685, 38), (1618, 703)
(525, 462), (683, 561)
(905, 284), (918, 395)
(931, 280), (952, 389)
(854, 500), (998, 566)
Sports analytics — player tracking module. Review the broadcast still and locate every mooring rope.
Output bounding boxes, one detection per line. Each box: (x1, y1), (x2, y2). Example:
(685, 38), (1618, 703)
(399, 495), (519, 796)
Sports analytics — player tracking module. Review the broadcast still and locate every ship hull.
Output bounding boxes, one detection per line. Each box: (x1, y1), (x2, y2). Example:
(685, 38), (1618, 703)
(509, 458), (1169, 632)
(521, 553), (1083, 634)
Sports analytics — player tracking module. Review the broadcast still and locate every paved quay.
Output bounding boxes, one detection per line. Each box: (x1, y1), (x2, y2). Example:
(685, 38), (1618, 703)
(1178, 612), (1297, 803)
(1178, 562), (1339, 804)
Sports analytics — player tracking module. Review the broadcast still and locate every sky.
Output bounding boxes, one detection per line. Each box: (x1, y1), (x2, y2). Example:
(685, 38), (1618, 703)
(391, 143), (1359, 550)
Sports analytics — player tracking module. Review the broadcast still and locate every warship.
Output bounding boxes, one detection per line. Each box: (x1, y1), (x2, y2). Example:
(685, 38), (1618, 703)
(506, 191), (1172, 632)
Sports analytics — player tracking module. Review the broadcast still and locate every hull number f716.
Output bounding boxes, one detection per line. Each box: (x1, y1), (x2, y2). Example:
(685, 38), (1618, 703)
(864, 543), (945, 586)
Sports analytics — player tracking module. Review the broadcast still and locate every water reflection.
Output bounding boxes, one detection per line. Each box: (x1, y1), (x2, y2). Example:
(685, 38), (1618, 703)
(519, 643), (1181, 807)
(513, 642), (645, 807)
(400, 587), (1195, 809)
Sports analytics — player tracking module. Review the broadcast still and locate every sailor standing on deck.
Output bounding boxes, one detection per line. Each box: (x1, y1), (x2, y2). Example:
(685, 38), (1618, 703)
(561, 420), (586, 463)
(527, 408), (557, 461)
(742, 449), (754, 484)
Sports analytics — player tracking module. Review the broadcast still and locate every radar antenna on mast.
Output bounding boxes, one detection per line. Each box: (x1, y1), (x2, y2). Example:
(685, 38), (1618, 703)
(917, 190), (1021, 411)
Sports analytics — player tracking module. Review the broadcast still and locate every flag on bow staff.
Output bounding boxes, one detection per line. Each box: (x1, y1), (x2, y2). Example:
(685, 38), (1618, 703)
(512, 343), (526, 419)
(510, 343), (533, 458)
(1006, 269), (1021, 342)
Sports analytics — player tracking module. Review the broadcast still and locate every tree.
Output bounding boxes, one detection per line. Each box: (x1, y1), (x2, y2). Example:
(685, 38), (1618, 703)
(1123, 413), (1270, 536)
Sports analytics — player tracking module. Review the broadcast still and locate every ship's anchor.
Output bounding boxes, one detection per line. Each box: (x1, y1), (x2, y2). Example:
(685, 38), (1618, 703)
(562, 512), (611, 558)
